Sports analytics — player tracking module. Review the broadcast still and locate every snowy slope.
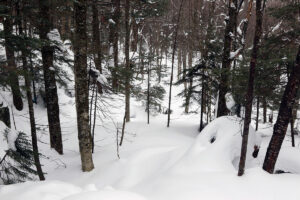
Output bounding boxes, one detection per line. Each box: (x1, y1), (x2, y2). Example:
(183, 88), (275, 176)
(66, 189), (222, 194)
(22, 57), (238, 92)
(0, 38), (300, 199)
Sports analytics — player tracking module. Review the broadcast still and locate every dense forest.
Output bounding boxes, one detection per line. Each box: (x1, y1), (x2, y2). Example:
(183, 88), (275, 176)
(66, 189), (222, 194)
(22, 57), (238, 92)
(0, 0), (299, 199)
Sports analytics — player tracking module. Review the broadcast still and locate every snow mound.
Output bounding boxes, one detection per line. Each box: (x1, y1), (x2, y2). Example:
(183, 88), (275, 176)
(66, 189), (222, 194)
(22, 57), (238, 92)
(0, 181), (147, 200)
(174, 116), (261, 173)
(0, 181), (80, 200)
(63, 187), (146, 200)
(275, 147), (300, 174)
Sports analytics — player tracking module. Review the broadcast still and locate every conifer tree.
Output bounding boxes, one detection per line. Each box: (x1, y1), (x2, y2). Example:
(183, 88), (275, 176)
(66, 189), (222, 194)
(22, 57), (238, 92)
(74, 0), (94, 172)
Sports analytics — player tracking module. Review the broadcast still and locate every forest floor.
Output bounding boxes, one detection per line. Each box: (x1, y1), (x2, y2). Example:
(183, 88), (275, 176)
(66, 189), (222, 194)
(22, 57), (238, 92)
(1, 76), (300, 200)
(0, 36), (300, 199)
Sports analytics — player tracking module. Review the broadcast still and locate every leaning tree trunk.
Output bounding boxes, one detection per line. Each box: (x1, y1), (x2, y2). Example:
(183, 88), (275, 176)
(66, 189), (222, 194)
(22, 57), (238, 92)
(217, 0), (238, 117)
(125, 0), (131, 122)
(15, 1), (45, 180)
(21, 35), (45, 180)
(3, 0), (23, 111)
(24, 70), (45, 181)
(238, 0), (265, 176)
(39, 0), (63, 155)
(74, 0), (94, 172)
(263, 46), (300, 173)
(167, 0), (184, 127)
(291, 100), (299, 147)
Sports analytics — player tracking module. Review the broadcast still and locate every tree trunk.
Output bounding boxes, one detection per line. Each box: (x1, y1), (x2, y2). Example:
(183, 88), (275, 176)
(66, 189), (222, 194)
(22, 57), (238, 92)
(217, 0), (238, 117)
(92, 1), (103, 94)
(263, 45), (300, 174)
(200, 70), (205, 132)
(182, 50), (187, 96)
(74, 0), (94, 172)
(3, 0), (23, 111)
(256, 96), (259, 131)
(147, 66), (150, 124)
(39, 0), (63, 155)
(125, 0), (130, 122)
(92, 3), (101, 72)
(112, 0), (120, 91)
(238, 0), (264, 176)
(15, 3), (44, 179)
(263, 97), (267, 123)
(167, 0), (184, 127)
(20, 29), (45, 180)
(131, 17), (138, 52)
(185, 50), (193, 113)
(24, 70), (45, 181)
(290, 114), (295, 147)
(177, 49), (182, 80)
(269, 110), (273, 123)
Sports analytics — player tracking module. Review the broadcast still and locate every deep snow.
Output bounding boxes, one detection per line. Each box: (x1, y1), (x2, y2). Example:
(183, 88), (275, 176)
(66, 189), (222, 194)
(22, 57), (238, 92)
(1, 78), (300, 200)
(0, 31), (300, 199)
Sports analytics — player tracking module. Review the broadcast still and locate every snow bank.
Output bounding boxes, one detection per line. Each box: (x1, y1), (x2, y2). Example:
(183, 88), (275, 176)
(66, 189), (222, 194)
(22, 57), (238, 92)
(0, 181), (146, 200)
(174, 116), (261, 173)
(63, 187), (146, 200)
(275, 147), (300, 173)
(0, 181), (80, 200)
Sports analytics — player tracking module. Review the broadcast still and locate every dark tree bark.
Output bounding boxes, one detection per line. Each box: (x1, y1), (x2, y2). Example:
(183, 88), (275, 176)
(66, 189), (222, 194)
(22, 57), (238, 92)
(131, 17), (138, 52)
(200, 71), (205, 132)
(263, 97), (267, 123)
(92, 1), (103, 94)
(167, 0), (184, 127)
(3, 0), (23, 111)
(125, 0), (130, 122)
(74, 0), (94, 172)
(24, 70), (45, 181)
(39, 0), (63, 155)
(256, 96), (259, 131)
(177, 49), (182, 80)
(92, 2), (102, 74)
(263, 46), (300, 174)
(147, 66), (150, 124)
(217, 0), (238, 117)
(185, 51), (193, 113)
(238, 0), (265, 176)
(269, 111), (273, 123)
(15, 1), (45, 180)
(182, 50), (187, 96)
(290, 113), (295, 147)
(291, 100), (299, 147)
(112, 0), (121, 91)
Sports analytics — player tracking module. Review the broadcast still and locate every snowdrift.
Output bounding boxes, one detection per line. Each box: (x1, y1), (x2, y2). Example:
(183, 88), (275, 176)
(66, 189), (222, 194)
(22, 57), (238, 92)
(272, 147), (300, 174)
(174, 116), (261, 173)
(0, 181), (146, 200)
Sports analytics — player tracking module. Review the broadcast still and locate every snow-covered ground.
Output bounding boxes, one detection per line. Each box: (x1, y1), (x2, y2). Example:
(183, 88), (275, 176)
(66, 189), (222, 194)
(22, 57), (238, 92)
(1, 35), (300, 199)
(1, 74), (300, 200)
